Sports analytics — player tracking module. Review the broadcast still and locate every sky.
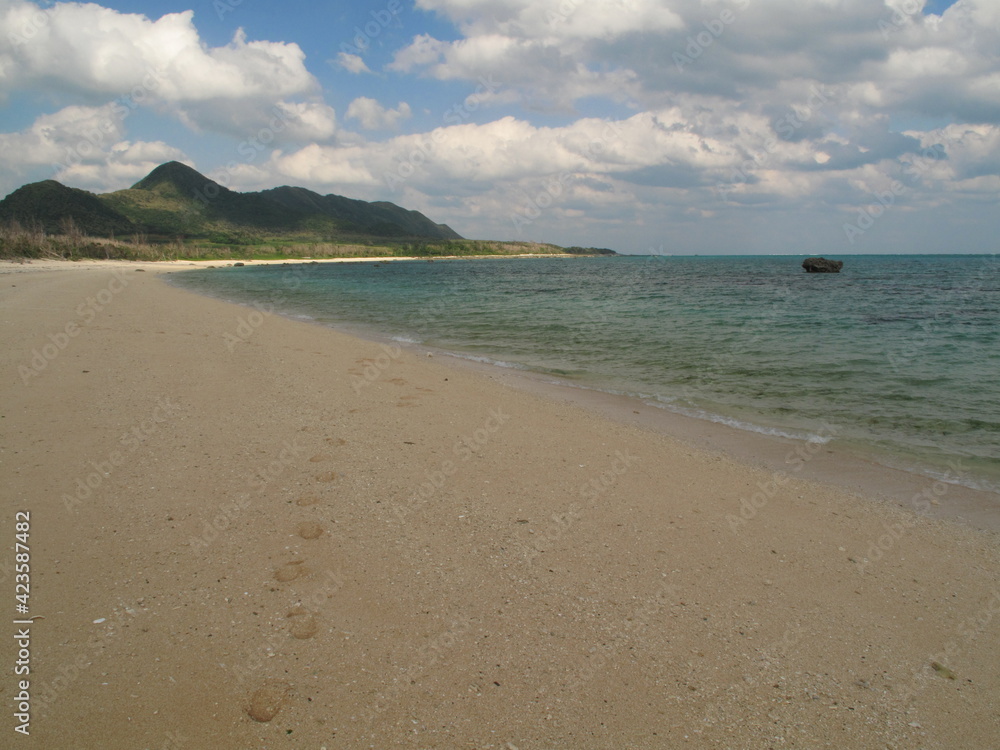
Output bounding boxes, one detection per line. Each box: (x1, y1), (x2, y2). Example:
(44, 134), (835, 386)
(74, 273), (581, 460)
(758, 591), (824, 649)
(1, 0), (998, 254)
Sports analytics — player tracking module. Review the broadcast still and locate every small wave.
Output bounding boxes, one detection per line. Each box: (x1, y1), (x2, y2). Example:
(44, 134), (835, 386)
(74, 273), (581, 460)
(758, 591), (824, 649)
(444, 351), (528, 370)
(916, 467), (1000, 494)
(523, 379), (834, 444)
(646, 398), (834, 443)
(391, 334), (421, 344)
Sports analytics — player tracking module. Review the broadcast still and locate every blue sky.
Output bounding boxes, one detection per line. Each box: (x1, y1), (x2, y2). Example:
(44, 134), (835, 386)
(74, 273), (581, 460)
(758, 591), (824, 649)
(2, 0), (998, 254)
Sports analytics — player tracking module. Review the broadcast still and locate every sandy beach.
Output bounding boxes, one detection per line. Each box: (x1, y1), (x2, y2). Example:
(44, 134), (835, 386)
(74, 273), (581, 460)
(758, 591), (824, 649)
(2, 260), (999, 749)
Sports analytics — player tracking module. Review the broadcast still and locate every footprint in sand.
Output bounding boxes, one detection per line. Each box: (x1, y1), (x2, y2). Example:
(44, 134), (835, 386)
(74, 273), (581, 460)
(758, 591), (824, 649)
(387, 377), (407, 386)
(297, 521), (324, 540)
(247, 680), (291, 722)
(309, 453), (332, 463)
(275, 560), (310, 582)
(286, 605), (319, 639)
(315, 471), (338, 483)
(325, 437), (347, 446)
(296, 494), (320, 507)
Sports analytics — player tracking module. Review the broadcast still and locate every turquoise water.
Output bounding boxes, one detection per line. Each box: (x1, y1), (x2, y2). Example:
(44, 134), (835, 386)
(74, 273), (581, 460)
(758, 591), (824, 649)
(172, 255), (1000, 491)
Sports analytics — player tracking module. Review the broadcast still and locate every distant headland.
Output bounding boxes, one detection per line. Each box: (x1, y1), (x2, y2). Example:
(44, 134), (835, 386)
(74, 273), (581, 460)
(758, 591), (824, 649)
(0, 162), (616, 262)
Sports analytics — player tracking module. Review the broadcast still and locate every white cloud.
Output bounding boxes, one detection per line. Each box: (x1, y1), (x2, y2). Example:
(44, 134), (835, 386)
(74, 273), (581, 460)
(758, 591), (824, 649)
(393, 0), (1000, 124)
(0, 3), (316, 100)
(334, 52), (373, 74)
(346, 98), (412, 130)
(177, 98), (338, 142)
(211, 87), (998, 251)
(0, 104), (186, 195)
(0, 0), (329, 137)
(411, 0), (683, 41)
(3, 0), (999, 253)
(55, 141), (190, 192)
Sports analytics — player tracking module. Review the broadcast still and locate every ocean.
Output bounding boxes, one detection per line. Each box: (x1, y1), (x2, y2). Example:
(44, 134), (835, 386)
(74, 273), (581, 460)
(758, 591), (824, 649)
(171, 254), (1000, 493)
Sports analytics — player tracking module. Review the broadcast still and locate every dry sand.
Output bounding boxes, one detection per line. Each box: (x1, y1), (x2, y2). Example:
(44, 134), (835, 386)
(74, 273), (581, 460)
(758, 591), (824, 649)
(2, 260), (998, 749)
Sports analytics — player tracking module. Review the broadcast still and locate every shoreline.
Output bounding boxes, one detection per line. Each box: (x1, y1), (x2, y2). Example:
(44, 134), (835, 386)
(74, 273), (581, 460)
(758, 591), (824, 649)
(0, 252), (594, 272)
(4, 259), (999, 748)
(424, 348), (1000, 533)
(12, 257), (1000, 531)
(163, 258), (1000, 534)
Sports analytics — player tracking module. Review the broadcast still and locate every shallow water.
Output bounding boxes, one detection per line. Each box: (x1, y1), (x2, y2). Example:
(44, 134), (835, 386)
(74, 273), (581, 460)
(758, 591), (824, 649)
(172, 254), (1000, 491)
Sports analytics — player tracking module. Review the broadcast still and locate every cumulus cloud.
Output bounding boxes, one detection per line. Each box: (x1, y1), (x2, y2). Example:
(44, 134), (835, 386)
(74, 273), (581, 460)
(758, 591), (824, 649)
(215, 87), (997, 252)
(334, 52), (373, 74)
(177, 98), (338, 142)
(0, 104), (186, 195)
(55, 141), (190, 192)
(392, 0), (1000, 124)
(0, 3), (315, 99)
(346, 98), (412, 130)
(2, 0), (998, 253)
(0, 0), (328, 137)
(411, 0), (683, 41)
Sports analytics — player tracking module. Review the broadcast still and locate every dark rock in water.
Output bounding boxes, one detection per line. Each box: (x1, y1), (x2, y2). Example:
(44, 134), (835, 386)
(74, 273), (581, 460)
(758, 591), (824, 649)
(233, 262), (245, 267)
(802, 257), (843, 273)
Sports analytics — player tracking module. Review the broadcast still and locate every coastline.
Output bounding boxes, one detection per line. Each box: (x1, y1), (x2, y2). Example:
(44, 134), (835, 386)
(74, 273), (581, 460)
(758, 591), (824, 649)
(424, 350), (1000, 533)
(0, 252), (590, 273)
(3, 259), (999, 748)
(167, 257), (1000, 533)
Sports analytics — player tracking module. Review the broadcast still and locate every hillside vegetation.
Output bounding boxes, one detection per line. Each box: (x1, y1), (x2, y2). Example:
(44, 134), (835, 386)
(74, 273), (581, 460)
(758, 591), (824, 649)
(0, 223), (613, 262)
(0, 162), (616, 260)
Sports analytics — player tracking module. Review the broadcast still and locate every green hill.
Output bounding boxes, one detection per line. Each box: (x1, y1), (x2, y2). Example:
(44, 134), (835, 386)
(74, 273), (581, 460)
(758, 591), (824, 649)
(0, 180), (137, 236)
(0, 162), (463, 243)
